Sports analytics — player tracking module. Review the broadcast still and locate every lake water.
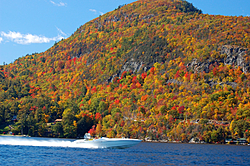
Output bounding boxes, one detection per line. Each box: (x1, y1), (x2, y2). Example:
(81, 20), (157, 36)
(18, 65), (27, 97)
(0, 136), (249, 166)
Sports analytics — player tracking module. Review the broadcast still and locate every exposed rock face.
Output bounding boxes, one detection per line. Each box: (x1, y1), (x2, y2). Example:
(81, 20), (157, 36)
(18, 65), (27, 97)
(142, 14), (155, 20)
(166, 79), (182, 85)
(187, 58), (222, 73)
(107, 36), (168, 82)
(221, 45), (249, 73)
(107, 60), (145, 83)
(121, 59), (144, 74)
(205, 80), (238, 89)
(188, 45), (249, 73)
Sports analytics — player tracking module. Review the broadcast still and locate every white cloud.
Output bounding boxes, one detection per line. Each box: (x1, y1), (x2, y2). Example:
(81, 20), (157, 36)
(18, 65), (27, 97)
(1, 31), (64, 45)
(89, 9), (97, 13)
(0, 37), (3, 43)
(50, 1), (67, 7)
(56, 26), (67, 36)
(89, 9), (103, 15)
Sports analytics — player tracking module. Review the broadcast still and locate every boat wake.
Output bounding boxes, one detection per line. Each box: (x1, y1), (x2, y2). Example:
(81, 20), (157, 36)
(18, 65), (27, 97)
(0, 136), (96, 148)
(0, 136), (141, 149)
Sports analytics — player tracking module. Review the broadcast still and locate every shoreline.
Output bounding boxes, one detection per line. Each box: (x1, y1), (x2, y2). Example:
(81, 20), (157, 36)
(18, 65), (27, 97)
(142, 140), (250, 146)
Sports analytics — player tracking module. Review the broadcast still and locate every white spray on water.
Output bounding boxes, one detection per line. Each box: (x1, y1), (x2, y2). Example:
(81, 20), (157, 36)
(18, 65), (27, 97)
(0, 136), (97, 148)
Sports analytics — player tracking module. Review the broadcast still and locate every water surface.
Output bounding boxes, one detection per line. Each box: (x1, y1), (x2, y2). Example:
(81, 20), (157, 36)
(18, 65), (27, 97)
(0, 136), (249, 165)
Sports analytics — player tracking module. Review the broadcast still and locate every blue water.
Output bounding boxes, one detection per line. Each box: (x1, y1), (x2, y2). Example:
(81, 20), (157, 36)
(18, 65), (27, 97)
(0, 136), (249, 165)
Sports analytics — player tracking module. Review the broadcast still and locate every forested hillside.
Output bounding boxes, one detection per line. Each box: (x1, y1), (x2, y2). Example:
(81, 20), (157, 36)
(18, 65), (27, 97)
(1, 0), (250, 143)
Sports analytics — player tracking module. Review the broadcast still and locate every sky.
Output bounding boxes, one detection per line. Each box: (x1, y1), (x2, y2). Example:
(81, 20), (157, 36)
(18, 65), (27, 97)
(0, 0), (249, 65)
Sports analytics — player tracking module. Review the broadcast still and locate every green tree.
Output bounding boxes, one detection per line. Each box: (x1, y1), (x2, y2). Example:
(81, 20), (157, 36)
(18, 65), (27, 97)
(77, 116), (93, 137)
(62, 108), (77, 138)
(52, 122), (64, 137)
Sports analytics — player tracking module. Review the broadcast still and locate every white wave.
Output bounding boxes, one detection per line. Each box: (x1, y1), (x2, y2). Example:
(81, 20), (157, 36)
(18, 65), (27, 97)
(0, 136), (97, 149)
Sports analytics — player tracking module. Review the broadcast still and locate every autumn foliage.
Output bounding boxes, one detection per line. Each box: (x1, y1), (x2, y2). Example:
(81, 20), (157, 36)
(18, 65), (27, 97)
(0, 0), (250, 143)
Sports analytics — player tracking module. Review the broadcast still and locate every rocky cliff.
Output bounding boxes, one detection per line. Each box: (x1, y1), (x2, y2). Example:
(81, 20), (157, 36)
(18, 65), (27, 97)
(188, 45), (249, 73)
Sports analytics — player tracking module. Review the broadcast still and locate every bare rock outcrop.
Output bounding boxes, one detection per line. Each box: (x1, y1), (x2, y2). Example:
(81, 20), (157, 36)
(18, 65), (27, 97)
(188, 45), (249, 73)
(222, 45), (249, 73)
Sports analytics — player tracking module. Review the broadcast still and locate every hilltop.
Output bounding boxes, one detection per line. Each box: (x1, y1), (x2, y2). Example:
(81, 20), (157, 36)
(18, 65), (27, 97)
(0, 0), (250, 143)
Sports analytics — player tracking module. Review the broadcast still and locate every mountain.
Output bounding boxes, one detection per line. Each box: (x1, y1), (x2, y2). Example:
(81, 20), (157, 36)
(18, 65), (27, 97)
(0, 0), (250, 143)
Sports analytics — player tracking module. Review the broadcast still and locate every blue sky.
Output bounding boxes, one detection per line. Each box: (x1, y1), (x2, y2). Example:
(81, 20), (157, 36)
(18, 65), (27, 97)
(0, 0), (249, 65)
